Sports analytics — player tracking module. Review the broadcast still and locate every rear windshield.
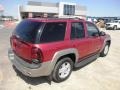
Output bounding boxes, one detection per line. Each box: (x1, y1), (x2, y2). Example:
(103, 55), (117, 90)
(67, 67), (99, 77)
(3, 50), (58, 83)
(14, 20), (42, 43)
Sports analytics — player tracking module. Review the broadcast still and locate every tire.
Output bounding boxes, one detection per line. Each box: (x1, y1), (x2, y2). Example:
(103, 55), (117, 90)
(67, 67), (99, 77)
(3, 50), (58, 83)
(100, 43), (110, 57)
(113, 26), (117, 30)
(105, 27), (108, 30)
(52, 57), (73, 83)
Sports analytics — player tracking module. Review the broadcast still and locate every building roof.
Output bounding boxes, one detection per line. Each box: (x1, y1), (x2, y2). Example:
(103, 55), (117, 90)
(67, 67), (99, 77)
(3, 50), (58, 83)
(27, 1), (86, 10)
(28, 1), (58, 7)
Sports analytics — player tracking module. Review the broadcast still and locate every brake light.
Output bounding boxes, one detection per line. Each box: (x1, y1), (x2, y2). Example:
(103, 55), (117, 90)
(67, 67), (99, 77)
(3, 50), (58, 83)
(10, 36), (17, 51)
(31, 47), (43, 63)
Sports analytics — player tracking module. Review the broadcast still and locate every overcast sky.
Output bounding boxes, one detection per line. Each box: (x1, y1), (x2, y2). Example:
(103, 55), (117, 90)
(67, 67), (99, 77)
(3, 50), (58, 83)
(0, 0), (120, 18)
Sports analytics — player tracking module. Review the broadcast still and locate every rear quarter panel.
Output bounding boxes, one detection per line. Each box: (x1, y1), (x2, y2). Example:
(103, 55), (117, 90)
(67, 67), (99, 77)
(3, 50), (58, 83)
(35, 40), (72, 62)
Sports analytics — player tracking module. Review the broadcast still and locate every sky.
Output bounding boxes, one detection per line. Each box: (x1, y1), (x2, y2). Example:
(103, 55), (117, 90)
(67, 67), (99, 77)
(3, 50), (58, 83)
(0, 0), (120, 18)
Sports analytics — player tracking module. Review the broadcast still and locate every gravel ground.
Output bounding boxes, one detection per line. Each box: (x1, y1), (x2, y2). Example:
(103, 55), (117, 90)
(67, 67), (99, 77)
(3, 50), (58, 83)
(0, 27), (120, 90)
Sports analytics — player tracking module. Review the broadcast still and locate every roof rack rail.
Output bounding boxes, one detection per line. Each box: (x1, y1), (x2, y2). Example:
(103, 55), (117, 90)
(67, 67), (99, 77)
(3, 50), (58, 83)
(29, 17), (85, 21)
(68, 17), (84, 20)
(47, 17), (84, 20)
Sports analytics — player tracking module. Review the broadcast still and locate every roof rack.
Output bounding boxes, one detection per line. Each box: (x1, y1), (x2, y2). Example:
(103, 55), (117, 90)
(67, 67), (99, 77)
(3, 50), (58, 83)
(29, 17), (84, 20)
(48, 17), (84, 20)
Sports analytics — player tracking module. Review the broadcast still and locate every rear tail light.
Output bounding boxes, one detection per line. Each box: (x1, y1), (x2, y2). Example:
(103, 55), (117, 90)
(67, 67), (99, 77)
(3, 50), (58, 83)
(10, 36), (17, 51)
(31, 47), (43, 64)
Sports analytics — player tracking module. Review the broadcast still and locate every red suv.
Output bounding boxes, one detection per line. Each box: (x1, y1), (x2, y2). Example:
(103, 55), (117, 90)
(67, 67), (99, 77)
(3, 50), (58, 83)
(8, 18), (111, 82)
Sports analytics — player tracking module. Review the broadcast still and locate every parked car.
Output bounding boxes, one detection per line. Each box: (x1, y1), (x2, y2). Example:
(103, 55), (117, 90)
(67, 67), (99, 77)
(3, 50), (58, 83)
(8, 18), (111, 82)
(106, 20), (120, 30)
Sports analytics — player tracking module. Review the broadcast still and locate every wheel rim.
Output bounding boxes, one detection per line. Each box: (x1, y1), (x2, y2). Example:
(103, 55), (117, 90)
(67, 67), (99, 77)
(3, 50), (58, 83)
(104, 45), (109, 55)
(58, 62), (71, 79)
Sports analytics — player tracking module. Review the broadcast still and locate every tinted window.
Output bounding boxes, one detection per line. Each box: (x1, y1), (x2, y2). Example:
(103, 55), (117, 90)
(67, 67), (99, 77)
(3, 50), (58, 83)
(14, 20), (42, 43)
(71, 22), (85, 39)
(40, 22), (66, 43)
(86, 22), (99, 36)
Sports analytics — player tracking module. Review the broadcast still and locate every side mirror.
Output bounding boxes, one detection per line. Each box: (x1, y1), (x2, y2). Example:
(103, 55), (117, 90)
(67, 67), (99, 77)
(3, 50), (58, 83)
(92, 33), (99, 37)
(99, 31), (106, 36)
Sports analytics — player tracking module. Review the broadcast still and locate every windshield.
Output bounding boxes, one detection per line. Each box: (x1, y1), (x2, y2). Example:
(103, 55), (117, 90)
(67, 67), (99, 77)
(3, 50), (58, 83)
(14, 20), (42, 43)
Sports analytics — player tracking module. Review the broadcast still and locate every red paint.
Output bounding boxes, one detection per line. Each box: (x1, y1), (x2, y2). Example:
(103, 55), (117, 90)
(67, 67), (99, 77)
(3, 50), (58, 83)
(10, 18), (106, 63)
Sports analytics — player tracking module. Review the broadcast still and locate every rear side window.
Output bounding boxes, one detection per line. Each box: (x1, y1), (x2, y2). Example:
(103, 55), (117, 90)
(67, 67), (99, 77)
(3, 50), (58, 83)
(40, 22), (66, 43)
(71, 22), (85, 39)
(14, 20), (42, 43)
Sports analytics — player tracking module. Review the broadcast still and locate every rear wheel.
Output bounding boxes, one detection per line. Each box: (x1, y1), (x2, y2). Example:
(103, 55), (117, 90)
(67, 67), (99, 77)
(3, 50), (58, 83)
(100, 43), (110, 57)
(52, 57), (73, 83)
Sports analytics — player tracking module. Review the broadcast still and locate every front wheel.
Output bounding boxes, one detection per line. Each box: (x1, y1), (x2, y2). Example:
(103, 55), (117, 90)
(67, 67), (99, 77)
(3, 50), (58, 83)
(100, 43), (110, 57)
(52, 57), (73, 83)
(113, 26), (117, 30)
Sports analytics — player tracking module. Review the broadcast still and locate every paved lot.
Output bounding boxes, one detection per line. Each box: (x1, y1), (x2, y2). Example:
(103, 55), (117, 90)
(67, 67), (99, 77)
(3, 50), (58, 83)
(0, 27), (120, 90)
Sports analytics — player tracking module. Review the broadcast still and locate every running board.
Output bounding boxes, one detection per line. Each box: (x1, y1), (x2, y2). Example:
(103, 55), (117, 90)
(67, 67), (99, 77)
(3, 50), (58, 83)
(74, 53), (99, 68)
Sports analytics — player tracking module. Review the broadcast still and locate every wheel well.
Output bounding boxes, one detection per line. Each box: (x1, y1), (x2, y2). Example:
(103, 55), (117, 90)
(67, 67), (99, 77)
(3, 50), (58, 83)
(106, 40), (111, 46)
(57, 53), (76, 64)
(113, 25), (117, 28)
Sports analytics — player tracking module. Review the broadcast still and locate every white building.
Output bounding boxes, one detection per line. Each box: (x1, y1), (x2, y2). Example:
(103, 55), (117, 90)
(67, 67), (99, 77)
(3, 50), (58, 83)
(18, 1), (87, 21)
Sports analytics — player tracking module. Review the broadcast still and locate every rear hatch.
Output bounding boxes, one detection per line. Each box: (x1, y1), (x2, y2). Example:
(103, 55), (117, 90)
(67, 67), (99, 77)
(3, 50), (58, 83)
(10, 19), (43, 62)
